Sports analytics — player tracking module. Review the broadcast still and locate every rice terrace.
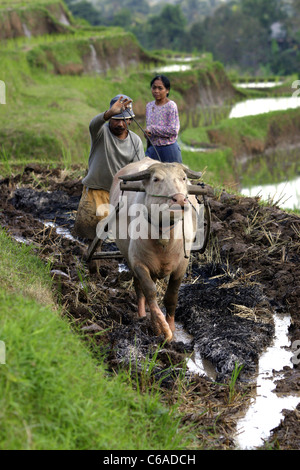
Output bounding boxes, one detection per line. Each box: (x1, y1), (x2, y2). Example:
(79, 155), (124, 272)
(0, 0), (300, 452)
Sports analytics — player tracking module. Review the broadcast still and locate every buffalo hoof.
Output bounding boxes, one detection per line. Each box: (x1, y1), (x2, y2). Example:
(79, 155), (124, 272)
(166, 315), (175, 333)
(151, 311), (173, 342)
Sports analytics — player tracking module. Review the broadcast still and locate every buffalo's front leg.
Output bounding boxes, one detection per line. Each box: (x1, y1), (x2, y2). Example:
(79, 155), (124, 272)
(134, 264), (173, 341)
(163, 274), (183, 334)
(133, 276), (146, 318)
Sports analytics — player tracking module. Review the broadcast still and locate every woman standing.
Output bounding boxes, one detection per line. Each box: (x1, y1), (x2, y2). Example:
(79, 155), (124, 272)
(145, 75), (182, 163)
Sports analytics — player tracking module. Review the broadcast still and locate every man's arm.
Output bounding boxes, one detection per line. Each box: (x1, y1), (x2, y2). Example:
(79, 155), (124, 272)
(89, 112), (106, 140)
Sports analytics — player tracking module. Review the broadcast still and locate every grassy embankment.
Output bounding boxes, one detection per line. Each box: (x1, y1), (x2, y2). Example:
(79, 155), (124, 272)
(0, 28), (158, 166)
(0, 7), (204, 450)
(0, 226), (196, 450)
(1, 0), (298, 190)
(181, 99), (300, 188)
(0, 29), (222, 181)
(0, 0), (298, 449)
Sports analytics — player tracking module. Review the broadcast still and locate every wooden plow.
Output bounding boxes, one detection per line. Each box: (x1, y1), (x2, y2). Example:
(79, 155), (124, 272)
(85, 182), (211, 263)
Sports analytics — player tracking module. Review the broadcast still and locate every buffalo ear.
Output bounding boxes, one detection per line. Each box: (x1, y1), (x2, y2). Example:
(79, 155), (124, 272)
(183, 166), (202, 180)
(119, 169), (152, 182)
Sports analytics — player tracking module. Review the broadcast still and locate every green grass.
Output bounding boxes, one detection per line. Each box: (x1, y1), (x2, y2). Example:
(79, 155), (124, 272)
(0, 228), (194, 450)
(206, 106), (300, 145)
(228, 363), (244, 404)
(0, 58), (142, 165)
(0, 0), (61, 5)
(182, 147), (236, 187)
(180, 105), (300, 188)
(180, 126), (210, 145)
(0, 40), (156, 166)
(207, 112), (271, 147)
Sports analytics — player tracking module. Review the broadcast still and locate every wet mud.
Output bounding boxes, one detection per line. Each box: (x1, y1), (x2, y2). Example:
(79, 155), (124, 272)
(0, 164), (299, 450)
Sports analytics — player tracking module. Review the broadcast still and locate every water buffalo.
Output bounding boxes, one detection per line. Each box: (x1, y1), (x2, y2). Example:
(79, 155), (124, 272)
(109, 157), (202, 341)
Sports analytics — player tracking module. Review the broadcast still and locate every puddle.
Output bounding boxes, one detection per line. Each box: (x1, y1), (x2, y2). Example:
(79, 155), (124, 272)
(154, 64), (192, 73)
(43, 221), (78, 241)
(241, 176), (300, 211)
(236, 82), (283, 89)
(186, 350), (217, 381)
(13, 235), (31, 245)
(118, 263), (130, 273)
(235, 314), (300, 450)
(174, 322), (217, 381)
(229, 96), (300, 118)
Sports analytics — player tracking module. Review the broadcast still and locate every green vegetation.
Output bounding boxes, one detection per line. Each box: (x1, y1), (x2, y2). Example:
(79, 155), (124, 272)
(207, 107), (300, 144)
(182, 148), (236, 188)
(0, 46), (152, 166)
(0, 227), (193, 450)
(0, 0), (62, 5)
(64, 0), (300, 75)
(1, 0), (299, 450)
(228, 363), (244, 404)
(180, 106), (300, 187)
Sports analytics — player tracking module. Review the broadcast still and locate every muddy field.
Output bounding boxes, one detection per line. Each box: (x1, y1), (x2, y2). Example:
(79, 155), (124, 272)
(0, 164), (299, 450)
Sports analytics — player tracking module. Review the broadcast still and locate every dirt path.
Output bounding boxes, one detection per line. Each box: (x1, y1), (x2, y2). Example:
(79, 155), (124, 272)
(1, 164), (299, 450)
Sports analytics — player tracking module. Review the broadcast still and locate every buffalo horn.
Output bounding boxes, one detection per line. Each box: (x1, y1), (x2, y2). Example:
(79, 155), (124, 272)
(119, 169), (151, 182)
(183, 167), (202, 179)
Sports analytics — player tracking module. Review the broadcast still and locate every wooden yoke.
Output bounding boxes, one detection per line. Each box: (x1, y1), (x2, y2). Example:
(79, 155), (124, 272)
(120, 181), (207, 196)
(85, 181), (210, 264)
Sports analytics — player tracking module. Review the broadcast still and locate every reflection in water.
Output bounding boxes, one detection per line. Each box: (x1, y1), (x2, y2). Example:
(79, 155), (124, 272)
(229, 96), (300, 208)
(235, 314), (300, 450)
(43, 221), (78, 241)
(154, 64), (192, 73)
(241, 176), (300, 210)
(173, 322), (217, 381)
(236, 82), (283, 89)
(154, 57), (200, 74)
(230, 96), (300, 118)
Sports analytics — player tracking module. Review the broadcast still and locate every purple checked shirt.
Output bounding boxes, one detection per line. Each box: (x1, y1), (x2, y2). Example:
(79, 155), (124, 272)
(146, 100), (180, 146)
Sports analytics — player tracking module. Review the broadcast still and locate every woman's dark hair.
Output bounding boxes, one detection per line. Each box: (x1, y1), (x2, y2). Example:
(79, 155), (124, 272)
(150, 75), (171, 96)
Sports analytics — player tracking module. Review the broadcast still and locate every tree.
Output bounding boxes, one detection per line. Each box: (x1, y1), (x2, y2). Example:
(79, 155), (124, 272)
(188, 21), (206, 51)
(65, 0), (104, 26)
(144, 5), (188, 50)
(111, 8), (133, 28)
(194, 3), (271, 69)
(240, 0), (286, 28)
(123, 0), (150, 15)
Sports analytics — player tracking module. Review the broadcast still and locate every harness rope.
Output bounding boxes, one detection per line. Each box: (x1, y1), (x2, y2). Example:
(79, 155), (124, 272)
(119, 106), (210, 256)
(124, 108), (162, 162)
(121, 186), (196, 259)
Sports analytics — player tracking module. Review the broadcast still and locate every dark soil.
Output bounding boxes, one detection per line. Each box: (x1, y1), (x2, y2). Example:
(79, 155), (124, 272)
(0, 164), (299, 450)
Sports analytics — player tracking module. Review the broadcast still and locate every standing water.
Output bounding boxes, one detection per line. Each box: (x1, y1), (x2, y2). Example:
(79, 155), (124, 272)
(229, 96), (300, 118)
(235, 314), (300, 449)
(173, 322), (217, 381)
(175, 314), (300, 449)
(229, 94), (300, 210)
(236, 82), (283, 89)
(241, 176), (300, 211)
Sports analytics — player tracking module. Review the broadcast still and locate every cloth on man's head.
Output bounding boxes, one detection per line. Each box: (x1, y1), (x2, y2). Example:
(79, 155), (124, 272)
(109, 94), (135, 119)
